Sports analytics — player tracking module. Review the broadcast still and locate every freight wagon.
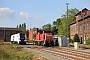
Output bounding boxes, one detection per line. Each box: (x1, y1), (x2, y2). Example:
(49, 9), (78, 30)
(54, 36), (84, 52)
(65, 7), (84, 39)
(34, 32), (53, 46)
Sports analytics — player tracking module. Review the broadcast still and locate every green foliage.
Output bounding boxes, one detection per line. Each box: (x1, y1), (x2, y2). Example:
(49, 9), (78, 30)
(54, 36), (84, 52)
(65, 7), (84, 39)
(51, 8), (79, 36)
(42, 23), (51, 31)
(32, 27), (37, 30)
(0, 44), (34, 60)
(58, 18), (66, 36)
(69, 39), (74, 43)
(28, 40), (33, 43)
(19, 24), (22, 28)
(27, 38), (33, 43)
(73, 34), (80, 42)
(51, 26), (56, 31)
(16, 25), (18, 28)
(41, 8), (79, 36)
(86, 38), (90, 45)
(16, 23), (27, 33)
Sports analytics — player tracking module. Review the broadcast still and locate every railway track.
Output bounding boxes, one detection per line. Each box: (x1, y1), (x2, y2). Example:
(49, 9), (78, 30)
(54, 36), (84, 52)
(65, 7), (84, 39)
(31, 47), (90, 60)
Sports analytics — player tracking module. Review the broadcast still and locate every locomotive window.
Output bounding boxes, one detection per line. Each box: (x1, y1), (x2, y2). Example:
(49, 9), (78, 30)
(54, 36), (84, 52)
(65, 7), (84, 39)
(20, 33), (25, 38)
(44, 35), (45, 39)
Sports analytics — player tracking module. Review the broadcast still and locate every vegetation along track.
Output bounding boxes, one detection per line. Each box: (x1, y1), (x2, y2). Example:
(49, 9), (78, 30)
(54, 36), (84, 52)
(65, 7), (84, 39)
(31, 47), (90, 60)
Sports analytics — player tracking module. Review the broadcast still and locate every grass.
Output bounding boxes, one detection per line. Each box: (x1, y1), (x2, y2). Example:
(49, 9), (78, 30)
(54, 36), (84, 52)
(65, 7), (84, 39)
(80, 44), (90, 48)
(0, 44), (34, 60)
(28, 40), (34, 43)
(0, 41), (3, 45)
(0, 44), (49, 60)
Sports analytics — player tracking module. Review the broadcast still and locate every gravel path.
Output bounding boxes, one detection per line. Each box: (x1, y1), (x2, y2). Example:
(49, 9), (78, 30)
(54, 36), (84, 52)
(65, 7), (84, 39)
(26, 48), (66, 60)
(21, 45), (90, 60)
(23, 45), (66, 60)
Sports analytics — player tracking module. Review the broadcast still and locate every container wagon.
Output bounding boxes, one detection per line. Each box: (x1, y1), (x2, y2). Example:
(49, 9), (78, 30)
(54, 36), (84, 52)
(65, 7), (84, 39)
(34, 32), (53, 46)
(11, 33), (27, 44)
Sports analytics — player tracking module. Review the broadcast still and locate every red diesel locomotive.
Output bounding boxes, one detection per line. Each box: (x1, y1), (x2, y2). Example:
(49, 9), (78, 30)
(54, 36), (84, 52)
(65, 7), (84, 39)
(34, 31), (53, 46)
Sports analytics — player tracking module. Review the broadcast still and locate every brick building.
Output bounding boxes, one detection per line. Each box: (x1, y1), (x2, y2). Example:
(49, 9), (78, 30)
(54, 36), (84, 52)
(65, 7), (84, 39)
(70, 8), (90, 44)
(0, 27), (24, 42)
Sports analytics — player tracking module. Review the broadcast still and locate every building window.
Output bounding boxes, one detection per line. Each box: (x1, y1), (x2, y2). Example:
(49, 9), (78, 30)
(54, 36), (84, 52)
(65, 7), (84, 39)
(6, 31), (10, 35)
(6, 36), (10, 41)
(84, 24), (86, 30)
(89, 24), (90, 29)
(75, 28), (76, 32)
(0, 31), (3, 35)
(81, 26), (82, 31)
(70, 29), (72, 32)
(87, 23), (89, 30)
(73, 28), (74, 32)
(80, 26), (81, 31)
(0, 36), (4, 40)
(11, 31), (16, 34)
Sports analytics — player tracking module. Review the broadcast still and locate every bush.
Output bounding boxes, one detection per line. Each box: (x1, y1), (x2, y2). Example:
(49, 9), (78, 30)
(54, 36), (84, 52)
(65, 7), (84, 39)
(28, 40), (33, 43)
(69, 39), (74, 43)
(86, 38), (90, 45)
(27, 38), (30, 41)
(73, 34), (80, 42)
(27, 38), (33, 43)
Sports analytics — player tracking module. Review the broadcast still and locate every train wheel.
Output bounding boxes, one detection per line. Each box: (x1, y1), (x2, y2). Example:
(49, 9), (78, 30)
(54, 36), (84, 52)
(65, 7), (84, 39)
(43, 40), (47, 46)
(35, 41), (37, 45)
(41, 41), (44, 46)
(11, 41), (13, 44)
(50, 41), (54, 46)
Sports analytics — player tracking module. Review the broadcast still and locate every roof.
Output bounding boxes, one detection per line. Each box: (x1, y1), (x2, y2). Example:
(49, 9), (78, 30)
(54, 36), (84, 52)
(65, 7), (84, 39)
(70, 12), (90, 25)
(0, 27), (24, 31)
(75, 8), (89, 16)
(70, 20), (76, 25)
(70, 8), (90, 25)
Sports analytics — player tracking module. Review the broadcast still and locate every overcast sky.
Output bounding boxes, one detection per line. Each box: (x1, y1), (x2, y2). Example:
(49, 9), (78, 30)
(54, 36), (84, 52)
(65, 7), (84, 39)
(0, 0), (90, 29)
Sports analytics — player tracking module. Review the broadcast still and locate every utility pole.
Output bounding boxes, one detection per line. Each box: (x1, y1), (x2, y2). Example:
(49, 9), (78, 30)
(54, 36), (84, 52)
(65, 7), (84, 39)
(66, 3), (69, 37)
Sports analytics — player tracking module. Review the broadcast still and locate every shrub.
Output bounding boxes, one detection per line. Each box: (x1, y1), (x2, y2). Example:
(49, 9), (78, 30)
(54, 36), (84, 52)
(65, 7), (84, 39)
(86, 38), (90, 45)
(69, 39), (74, 43)
(28, 40), (33, 43)
(73, 34), (80, 42)
(27, 38), (33, 43)
(27, 38), (30, 41)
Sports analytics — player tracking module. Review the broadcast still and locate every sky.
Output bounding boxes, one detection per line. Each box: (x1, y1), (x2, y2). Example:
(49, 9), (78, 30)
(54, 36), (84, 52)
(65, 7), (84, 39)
(0, 0), (90, 29)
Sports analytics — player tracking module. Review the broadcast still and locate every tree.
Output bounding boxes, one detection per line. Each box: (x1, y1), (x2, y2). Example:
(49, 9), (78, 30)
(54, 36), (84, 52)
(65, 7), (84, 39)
(16, 23), (27, 34)
(42, 23), (51, 31)
(23, 23), (26, 29)
(54, 8), (79, 36)
(86, 38), (90, 45)
(22, 23), (24, 28)
(32, 27), (37, 30)
(22, 23), (26, 33)
(41, 8), (79, 36)
(30, 28), (31, 30)
(16, 25), (18, 28)
(19, 24), (22, 28)
(51, 26), (56, 31)
(73, 34), (80, 42)
(53, 21), (57, 26)
(46, 23), (51, 30)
